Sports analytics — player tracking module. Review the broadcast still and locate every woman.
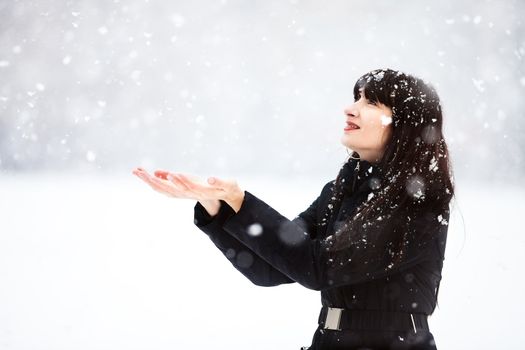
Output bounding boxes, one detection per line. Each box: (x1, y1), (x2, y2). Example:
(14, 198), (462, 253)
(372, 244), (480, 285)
(133, 68), (455, 349)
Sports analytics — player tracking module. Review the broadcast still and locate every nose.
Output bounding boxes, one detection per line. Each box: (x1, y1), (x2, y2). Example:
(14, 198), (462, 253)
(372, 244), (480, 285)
(344, 104), (358, 118)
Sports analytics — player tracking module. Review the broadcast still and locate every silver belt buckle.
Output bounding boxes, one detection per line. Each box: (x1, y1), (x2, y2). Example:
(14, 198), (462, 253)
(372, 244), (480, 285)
(323, 307), (343, 331)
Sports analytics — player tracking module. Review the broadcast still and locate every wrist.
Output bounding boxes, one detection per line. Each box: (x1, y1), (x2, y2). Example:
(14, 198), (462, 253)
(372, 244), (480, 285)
(226, 188), (245, 214)
(199, 199), (221, 217)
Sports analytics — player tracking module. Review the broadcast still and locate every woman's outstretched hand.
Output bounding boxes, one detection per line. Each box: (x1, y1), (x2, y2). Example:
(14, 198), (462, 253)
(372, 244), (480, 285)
(131, 167), (245, 213)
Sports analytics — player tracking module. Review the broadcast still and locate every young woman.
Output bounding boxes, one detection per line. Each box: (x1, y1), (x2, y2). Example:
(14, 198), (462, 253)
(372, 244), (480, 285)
(133, 68), (455, 350)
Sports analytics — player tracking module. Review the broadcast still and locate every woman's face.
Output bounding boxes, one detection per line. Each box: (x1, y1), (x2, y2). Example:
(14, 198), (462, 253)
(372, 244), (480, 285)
(340, 88), (393, 163)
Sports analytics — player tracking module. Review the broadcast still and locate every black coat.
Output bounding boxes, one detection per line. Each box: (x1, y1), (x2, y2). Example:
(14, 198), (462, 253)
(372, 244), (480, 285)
(193, 157), (449, 329)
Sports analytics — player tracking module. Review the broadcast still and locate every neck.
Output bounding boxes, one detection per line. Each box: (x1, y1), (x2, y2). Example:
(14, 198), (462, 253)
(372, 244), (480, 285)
(354, 150), (384, 164)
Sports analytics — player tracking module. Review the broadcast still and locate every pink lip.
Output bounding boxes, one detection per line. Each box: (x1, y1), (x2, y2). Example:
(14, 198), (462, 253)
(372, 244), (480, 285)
(346, 121), (360, 128)
(344, 122), (360, 131)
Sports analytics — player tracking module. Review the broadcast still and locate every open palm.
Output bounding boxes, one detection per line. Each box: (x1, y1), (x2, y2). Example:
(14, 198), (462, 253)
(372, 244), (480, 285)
(132, 167), (243, 205)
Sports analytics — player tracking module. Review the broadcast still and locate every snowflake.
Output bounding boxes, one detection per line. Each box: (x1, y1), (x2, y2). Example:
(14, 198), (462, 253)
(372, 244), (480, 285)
(472, 78), (485, 92)
(437, 214), (449, 226)
(373, 71), (385, 81)
(247, 223), (263, 237)
(380, 114), (393, 126)
(429, 156), (438, 172)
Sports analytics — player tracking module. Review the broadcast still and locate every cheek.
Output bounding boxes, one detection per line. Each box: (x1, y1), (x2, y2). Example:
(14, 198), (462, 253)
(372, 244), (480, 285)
(379, 114), (393, 127)
(368, 120), (392, 143)
(380, 125), (393, 142)
(364, 115), (388, 134)
(376, 113), (393, 132)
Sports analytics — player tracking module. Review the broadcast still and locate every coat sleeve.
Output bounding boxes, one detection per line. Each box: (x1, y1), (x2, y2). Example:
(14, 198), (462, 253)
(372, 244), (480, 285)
(194, 197), (317, 287)
(193, 182), (333, 287)
(221, 189), (450, 291)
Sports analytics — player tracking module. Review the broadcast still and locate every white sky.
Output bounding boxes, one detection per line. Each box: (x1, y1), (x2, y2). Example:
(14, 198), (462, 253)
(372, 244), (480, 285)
(0, 0), (524, 184)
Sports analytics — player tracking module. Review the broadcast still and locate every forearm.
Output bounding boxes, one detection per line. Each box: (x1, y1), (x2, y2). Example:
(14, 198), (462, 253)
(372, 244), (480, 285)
(194, 200), (295, 286)
(222, 191), (325, 290)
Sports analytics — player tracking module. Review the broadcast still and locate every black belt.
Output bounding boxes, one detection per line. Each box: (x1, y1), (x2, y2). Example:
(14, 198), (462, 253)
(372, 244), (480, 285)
(318, 306), (429, 332)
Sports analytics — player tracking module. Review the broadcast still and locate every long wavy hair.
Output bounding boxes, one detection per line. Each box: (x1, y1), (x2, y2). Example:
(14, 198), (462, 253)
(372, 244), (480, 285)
(324, 69), (455, 266)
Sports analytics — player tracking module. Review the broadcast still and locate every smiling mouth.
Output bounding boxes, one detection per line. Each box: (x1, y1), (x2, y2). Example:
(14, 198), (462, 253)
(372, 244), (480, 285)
(344, 122), (360, 130)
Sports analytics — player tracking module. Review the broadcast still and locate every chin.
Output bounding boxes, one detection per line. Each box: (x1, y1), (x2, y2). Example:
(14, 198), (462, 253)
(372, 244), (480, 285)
(340, 138), (354, 149)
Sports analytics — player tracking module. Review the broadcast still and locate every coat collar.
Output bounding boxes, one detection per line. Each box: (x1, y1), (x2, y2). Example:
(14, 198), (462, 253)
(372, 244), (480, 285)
(340, 157), (383, 195)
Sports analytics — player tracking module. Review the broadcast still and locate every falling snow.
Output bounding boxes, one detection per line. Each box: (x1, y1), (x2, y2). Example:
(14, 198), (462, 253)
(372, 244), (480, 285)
(62, 55), (72, 65)
(437, 214), (449, 226)
(0, 2), (523, 347)
(429, 156), (438, 172)
(86, 151), (96, 162)
(380, 114), (393, 126)
(235, 250), (254, 268)
(472, 78), (485, 92)
(373, 71), (385, 81)
(247, 223), (263, 237)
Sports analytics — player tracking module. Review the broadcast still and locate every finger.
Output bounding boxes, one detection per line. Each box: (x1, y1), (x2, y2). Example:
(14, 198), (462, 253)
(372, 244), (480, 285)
(171, 174), (210, 200)
(177, 173), (226, 197)
(133, 170), (150, 182)
(134, 171), (164, 191)
(135, 170), (179, 197)
(149, 176), (179, 197)
(167, 173), (191, 191)
(156, 171), (201, 192)
(180, 173), (204, 183)
(174, 173), (200, 190)
(148, 172), (187, 194)
(168, 172), (204, 186)
(137, 169), (198, 199)
(154, 170), (170, 180)
(153, 174), (201, 200)
(133, 167), (149, 177)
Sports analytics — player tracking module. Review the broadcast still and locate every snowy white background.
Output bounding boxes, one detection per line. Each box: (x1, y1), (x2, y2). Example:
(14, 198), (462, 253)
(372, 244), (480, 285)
(1, 0), (524, 349)
(1, 175), (524, 349)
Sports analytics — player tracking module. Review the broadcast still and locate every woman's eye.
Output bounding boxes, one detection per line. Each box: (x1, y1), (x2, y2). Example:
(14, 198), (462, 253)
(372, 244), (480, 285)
(367, 100), (377, 106)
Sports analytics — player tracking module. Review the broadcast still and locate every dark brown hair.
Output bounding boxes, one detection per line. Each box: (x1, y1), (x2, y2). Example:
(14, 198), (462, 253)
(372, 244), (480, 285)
(325, 68), (455, 265)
